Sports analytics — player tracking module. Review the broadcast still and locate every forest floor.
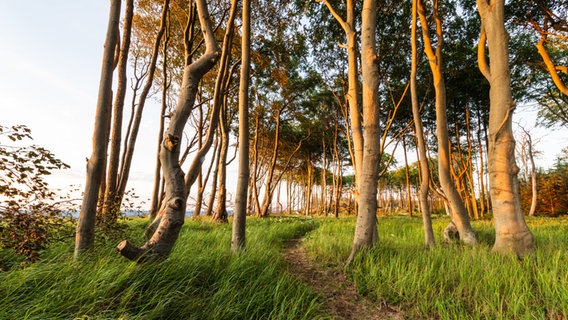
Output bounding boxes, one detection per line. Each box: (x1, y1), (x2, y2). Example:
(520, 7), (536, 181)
(282, 238), (404, 320)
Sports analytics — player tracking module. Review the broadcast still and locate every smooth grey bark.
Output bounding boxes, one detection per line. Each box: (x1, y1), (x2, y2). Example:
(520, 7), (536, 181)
(117, 0), (219, 261)
(477, 0), (534, 257)
(231, 0), (251, 251)
(74, 0), (121, 259)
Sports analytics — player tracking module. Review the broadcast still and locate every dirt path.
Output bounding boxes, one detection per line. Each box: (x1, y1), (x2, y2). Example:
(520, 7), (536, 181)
(282, 238), (403, 320)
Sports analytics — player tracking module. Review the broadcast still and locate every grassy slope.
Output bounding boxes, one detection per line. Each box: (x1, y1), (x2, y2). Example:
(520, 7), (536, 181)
(0, 217), (327, 320)
(303, 215), (568, 319)
(2, 215), (567, 319)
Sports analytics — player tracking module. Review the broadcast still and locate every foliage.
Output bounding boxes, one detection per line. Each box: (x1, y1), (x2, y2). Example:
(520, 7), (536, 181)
(0, 125), (71, 266)
(0, 217), (326, 319)
(519, 147), (568, 216)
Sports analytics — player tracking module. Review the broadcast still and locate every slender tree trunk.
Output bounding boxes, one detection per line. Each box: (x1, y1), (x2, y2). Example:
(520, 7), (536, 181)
(321, 0), (363, 205)
(347, 0), (381, 265)
(74, 0), (121, 259)
(103, 0), (134, 222)
(403, 137), (413, 216)
(149, 15), (170, 221)
(231, 0), (251, 251)
(117, 0), (169, 206)
(212, 103), (229, 223)
(418, 0), (477, 245)
(193, 104), (206, 218)
(205, 138), (222, 217)
(117, 0), (219, 261)
(477, 0), (535, 256)
(411, 0), (436, 247)
(476, 108), (486, 218)
(465, 108), (480, 219)
(260, 112), (281, 217)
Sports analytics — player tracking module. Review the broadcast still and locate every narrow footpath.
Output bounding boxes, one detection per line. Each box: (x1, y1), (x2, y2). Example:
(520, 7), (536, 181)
(282, 238), (403, 320)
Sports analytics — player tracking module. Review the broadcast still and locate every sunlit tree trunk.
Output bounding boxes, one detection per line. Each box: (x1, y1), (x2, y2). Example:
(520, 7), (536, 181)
(477, 0), (535, 256)
(347, 0), (380, 265)
(117, 0), (219, 261)
(231, 0), (251, 251)
(74, 0), (121, 259)
(321, 0), (363, 203)
(417, 0), (477, 245)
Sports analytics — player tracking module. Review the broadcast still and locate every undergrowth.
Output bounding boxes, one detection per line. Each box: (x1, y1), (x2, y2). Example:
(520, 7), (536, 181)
(0, 216), (326, 320)
(303, 215), (568, 319)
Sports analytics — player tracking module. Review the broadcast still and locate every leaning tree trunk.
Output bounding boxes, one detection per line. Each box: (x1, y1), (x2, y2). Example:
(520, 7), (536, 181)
(347, 0), (381, 265)
(231, 0), (251, 251)
(417, 0), (477, 245)
(477, 0), (534, 257)
(74, 0), (121, 260)
(411, 0), (435, 247)
(117, 0), (219, 262)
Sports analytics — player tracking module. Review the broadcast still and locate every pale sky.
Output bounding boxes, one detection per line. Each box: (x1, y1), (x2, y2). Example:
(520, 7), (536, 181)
(1, 1), (567, 210)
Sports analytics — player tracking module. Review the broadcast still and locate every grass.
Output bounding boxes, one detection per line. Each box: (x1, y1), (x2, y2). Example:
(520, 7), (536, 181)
(303, 215), (568, 319)
(0, 216), (326, 320)
(2, 214), (567, 319)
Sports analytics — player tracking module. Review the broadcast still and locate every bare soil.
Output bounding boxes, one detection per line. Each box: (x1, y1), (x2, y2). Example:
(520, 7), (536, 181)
(282, 238), (404, 320)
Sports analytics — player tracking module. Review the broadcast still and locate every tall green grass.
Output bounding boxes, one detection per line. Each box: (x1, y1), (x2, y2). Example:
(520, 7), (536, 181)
(0, 216), (327, 320)
(303, 215), (568, 319)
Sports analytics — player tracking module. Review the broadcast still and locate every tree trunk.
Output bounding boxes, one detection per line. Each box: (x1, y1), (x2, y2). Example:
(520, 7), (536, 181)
(103, 0), (134, 222)
(149, 16), (170, 221)
(74, 0), (121, 259)
(260, 111), (281, 217)
(402, 137), (413, 216)
(117, 0), (219, 262)
(212, 102), (229, 223)
(321, 0), (363, 206)
(205, 138), (221, 217)
(477, 0), (535, 256)
(231, 0), (251, 251)
(476, 108), (486, 218)
(417, 0), (477, 245)
(347, 0), (381, 265)
(116, 0), (169, 210)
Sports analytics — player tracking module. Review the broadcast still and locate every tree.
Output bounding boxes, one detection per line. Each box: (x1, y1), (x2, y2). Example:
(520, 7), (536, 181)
(477, 0), (535, 256)
(74, 0), (122, 259)
(417, 0), (477, 245)
(516, 125), (539, 216)
(102, 0), (135, 223)
(347, 0), (381, 265)
(117, 0), (220, 261)
(411, 0), (435, 247)
(231, 0), (251, 251)
(319, 0), (364, 202)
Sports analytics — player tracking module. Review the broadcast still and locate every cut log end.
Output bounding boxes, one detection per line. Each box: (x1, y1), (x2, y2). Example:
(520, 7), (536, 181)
(117, 240), (146, 262)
